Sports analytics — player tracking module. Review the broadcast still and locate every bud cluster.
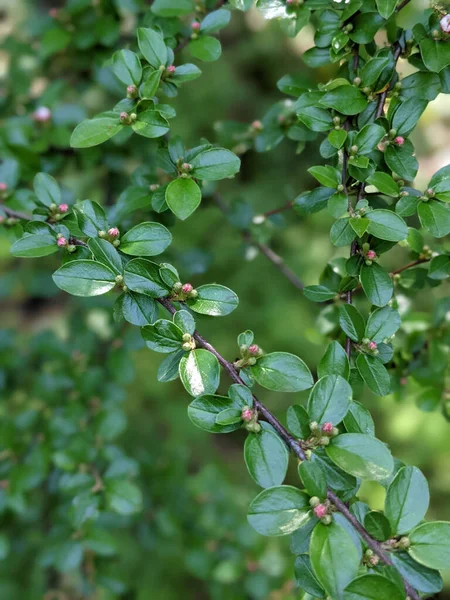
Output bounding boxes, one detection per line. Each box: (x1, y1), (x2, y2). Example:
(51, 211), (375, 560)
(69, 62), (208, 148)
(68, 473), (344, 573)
(233, 343), (264, 369)
(48, 202), (70, 222)
(99, 227), (121, 246)
(171, 281), (199, 302)
(363, 549), (380, 567)
(119, 112), (137, 126)
(361, 243), (377, 265)
(306, 421), (339, 449)
(309, 497), (332, 524)
(360, 338), (379, 356)
(241, 405), (261, 433)
(182, 332), (196, 352)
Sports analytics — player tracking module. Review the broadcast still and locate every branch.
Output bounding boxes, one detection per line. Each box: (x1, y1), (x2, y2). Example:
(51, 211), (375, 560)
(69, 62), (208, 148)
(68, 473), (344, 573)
(391, 258), (430, 275)
(260, 201), (294, 219)
(157, 296), (420, 600)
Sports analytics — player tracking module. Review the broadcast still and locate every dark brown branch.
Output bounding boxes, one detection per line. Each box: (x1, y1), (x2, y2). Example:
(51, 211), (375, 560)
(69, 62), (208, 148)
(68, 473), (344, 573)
(261, 201), (294, 218)
(396, 0), (412, 11)
(157, 296), (420, 600)
(391, 257), (430, 275)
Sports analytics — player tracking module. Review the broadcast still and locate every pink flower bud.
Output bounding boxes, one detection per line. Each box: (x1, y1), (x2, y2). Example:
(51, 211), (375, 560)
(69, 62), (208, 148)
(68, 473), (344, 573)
(321, 422), (334, 434)
(366, 250), (377, 259)
(400, 376), (408, 386)
(58, 203), (69, 213)
(440, 14), (450, 34)
(248, 344), (260, 355)
(368, 341), (377, 351)
(33, 106), (52, 122)
(120, 112), (129, 123)
(241, 407), (253, 422)
(394, 136), (405, 146)
(313, 504), (328, 519)
(57, 237), (67, 247)
(182, 283), (193, 294)
(108, 227), (119, 238)
(192, 21), (201, 31)
(0, 182), (8, 191)
(149, 184), (159, 192)
(49, 7), (59, 18)
(166, 65), (176, 74)
(251, 120), (263, 131)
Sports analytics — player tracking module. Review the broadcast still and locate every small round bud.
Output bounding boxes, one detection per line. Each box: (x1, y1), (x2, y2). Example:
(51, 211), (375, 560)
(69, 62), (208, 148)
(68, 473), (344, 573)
(350, 145), (358, 155)
(189, 289), (198, 299)
(440, 14), (450, 34)
(309, 496), (321, 507)
(319, 437), (330, 446)
(432, 28), (441, 39)
(166, 65), (176, 74)
(368, 341), (377, 351)
(331, 427), (339, 437)
(252, 215), (266, 225)
(362, 87), (371, 95)
(57, 237), (67, 247)
(365, 549), (374, 558)
(150, 184), (160, 192)
(362, 338), (370, 345)
(251, 120), (263, 131)
(241, 407), (254, 422)
(122, 285), (128, 292)
(426, 188), (434, 197)
(49, 7), (59, 18)
(33, 106), (52, 122)
(398, 536), (410, 549)
(173, 282), (183, 292)
(313, 504), (328, 519)
(353, 77), (361, 86)
(67, 244), (76, 253)
(120, 111), (129, 124)
(368, 555), (379, 566)
(98, 230), (107, 238)
(309, 421), (320, 433)
(321, 422), (334, 434)
(394, 136), (405, 146)
(248, 344), (260, 356)
(113, 239), (120, 247)
(115, 275), (124, 284)
(0, 182), (8, 191)
(332, 116), (341, 125)
(366, 250), (377, 260)
(58, 203), (69, 213)
(182, 283), (193, 294)
(337, 184), (344, 192)
(246, 421), (261, 433)
(247, 357), (257, 366)
(362, 243), (370, 252)
(394, 81), (402, 90)
(182, 342), (192, 351)
(181, 162), (192, 172)
(182, 333), (192, 342)
(108, 227), (120, 238)
(192, 20), (201, 31)
(365, 259), (373, 266)
(126, 85), (138, 99)
(240, 344), (248, 354)
(321, 515), (332, 525)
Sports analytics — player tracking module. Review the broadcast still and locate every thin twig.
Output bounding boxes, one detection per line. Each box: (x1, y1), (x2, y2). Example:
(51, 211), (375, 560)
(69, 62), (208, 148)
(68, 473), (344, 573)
(261, 201), (294, 218)
(157, 296), (421, 600)
(396, 0), (412, 12)
(391, 257), (430, 275)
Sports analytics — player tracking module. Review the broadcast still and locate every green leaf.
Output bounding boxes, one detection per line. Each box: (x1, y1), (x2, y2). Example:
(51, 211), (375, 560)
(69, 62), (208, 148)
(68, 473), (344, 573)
(420, 39), (450, 73)
(298, 107), (334, 132)
(343, 402), (375, 436)
(385, 466), (430, 535)
(120, 222), (172, 256)
(311, 449), (358, 496)
(307, 375), (352, 425)
(356, 354), (391, 396)
(286, 404), (311, 439)
(428, 255), (450, 280)
(304, 285), (338, 302)
(33, 172), (61, 207)
(320, 86), (368, 116)
(325, 433), (393, 481)
(52, 260), (116, 297)
(328, 129), (347, 149)
(187, 284), (239, 316)
(74, 200), (108, 237)
(131, 110), (170, 138)
(171, 63), (202, 83)
(244, 429), (289, 488)
(191, 148), (240, 180)
(392, 99), (428, 136)
(247, 485), (311, 536)
(401, 71), (441, 102)
(299, 460), (327, 499)
(189, 36), (222, 62)
(123, 258), (169, 297)
(151, 0), (194, 17)
(116, 292), (158, 326)
(365, 306), (401, 343)
(11, 234), (58, 258)
(375, 0), (398, 18)
(339, 305), (365, 342)
(105, 480), (142, 516)
(70, 117), (123, 148)
(343, 574), (405, 600)
(294, 555), (326, 599)
(250, 352), (313, 392)
(366, 209), (407, 242)
(349, 13), (385, 44)
(363, 511), (392, 541)
(174, 310), (195, 334)
(142, 319), (184, 353)
(409, 522), (450, 570)
(318, 342), (349, 380)
(360, 263), (393, 307)
(391, 552), (443, 594)
(308, 165), (341, 189)
(384, 141), (418, 181)
(141, 69), (162, 98)
(310, 521), (360, 600)
(200, 9), (231, 34)
(179, 349), (220, 397)
(165, 178), (202, 220)
(330, 218), (356, 247)
(327, 192), (348, 219)
(188, 394), (242, 433)
(418, 200), (450, 238)
(88, 238), (123, 274)
(350, 217), (369, 238)
(366, 172), (399, 197)
(354, 124), (386, 155)
(112, 49), (142, 86)
(137, 28), (168, 68)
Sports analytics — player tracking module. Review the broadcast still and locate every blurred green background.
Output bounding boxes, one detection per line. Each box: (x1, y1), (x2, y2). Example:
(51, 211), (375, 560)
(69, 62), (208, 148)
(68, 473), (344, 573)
(1, 0), (450, 598)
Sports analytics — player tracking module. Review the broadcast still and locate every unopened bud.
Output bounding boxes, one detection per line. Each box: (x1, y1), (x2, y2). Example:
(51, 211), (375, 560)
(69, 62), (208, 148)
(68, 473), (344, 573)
(321, 422), (334, 434)
(192, 20), (201, 30)
(440, 14), (450, 34)
(0, 182), (8, 191)
(247, 357), (257, 366)
(173, 282), (183, 292)
(252, 215), (265, 225)
(67, 244), (76, 253)
(57, 237), (67, 247)
(150, 184), (160, 192)
(182, 283), (193, 294)
(98, 230), (107, 238)
(366, 250), (377, 259)
(115, 275), (124, 284)
(126, 85), (138, 99)
(333, 116), (341, 125)
(166, 65), (176, 74)
(368, 341), (377, 351)
(182, 342), (192, 351)
(398, 536), (410, 549)
(113, 239), (120, 247)
(350, 145), (358, 155)
(309, 496), (321, 507)
(58, 203), (69, 213)
(49, 7), (59, 18)
(189, 289), (198, 299)
(251, 120), (263, 131)
(182, 333), (191, 342)
(309, 421), (320, 433)
(394, 136), (405, 146)
(313, 504), (328, 519)
(181, 162), (192, 172)
(248, 344), (260, 355)
(319, 437), (330, 446)
(353, 77), (361, 86)
(108, 227), (120, 238)
(426, 188), (434, 197)
(337, 184), (344, 192)
(241, 407), (254, 422)
(120, 111), (129, 124)
(33, 106), (52, 122)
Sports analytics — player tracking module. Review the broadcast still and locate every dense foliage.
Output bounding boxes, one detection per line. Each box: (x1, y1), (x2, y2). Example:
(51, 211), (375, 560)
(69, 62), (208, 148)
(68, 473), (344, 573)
(1, 0), (450, 598)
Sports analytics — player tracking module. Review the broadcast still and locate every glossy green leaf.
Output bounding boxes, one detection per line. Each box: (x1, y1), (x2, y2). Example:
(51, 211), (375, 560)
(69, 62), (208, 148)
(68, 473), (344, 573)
(123, 258), (169, 297)
(366, 172), (399, 197)
(365, 306), (401, 343)
(74, 200), (108, 238)
(366, 210), (408, 242)
(250, 352), (313, 392)
(142, 319), (184, 353)
(363, 511), (391, 541)
(120, 222), (172, 256)
(299, 460), (327, 499)
(418, 200), (450, 238)
(391, 552), (443, 594)
(409, 522), (450, 570)
(420, 39), (450, 73)
(189, 36), (222, 62)
(200, 9), (231, 34)
(131, 110), (170, 139)
(151, 0), (194, 17)
(375, 0), (397, 18)
(385, 466), (429, 535)
(308, 165), (341, 189)
(294, 555), (326, 598)
(105, 480), (143, 516)
(356, 353), (391, 396)
(343, 574), (405, 600)
(179, 349), (220, 397)
(247, 485), (311, 536)
(384, 141), (418, 181)
(190, 148), (240, 180)
(141, 69), (162, 98)
(165, 178), (202, 220)
(339, 305), (365, 342)
(187, 284), (239, 316)
(88, 238), (123, 274)
(52, 260), (116, 297)
(244, 429), (289, 488)
(116, 292), (158, 326)
(112, 49), (142, 86)
(318, 342), (349, 380)
(343, 402), (375, 436)
(326, 433), (393, 482)
(310, 521), (360, 600)
(188, 394), (242, 433)
(286, 404), (311, 439)
(33, 172), (61, 207)
(392, 99), (427, 136)
(320, 86), (368, 116)
(307, 375), (352, 425)
(11, 234), (58, 258)
(70, 117), (123, 148)
(354, 124), (386, 155)
(137, 28), (168, 68)
(360, 263), (393, 307)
